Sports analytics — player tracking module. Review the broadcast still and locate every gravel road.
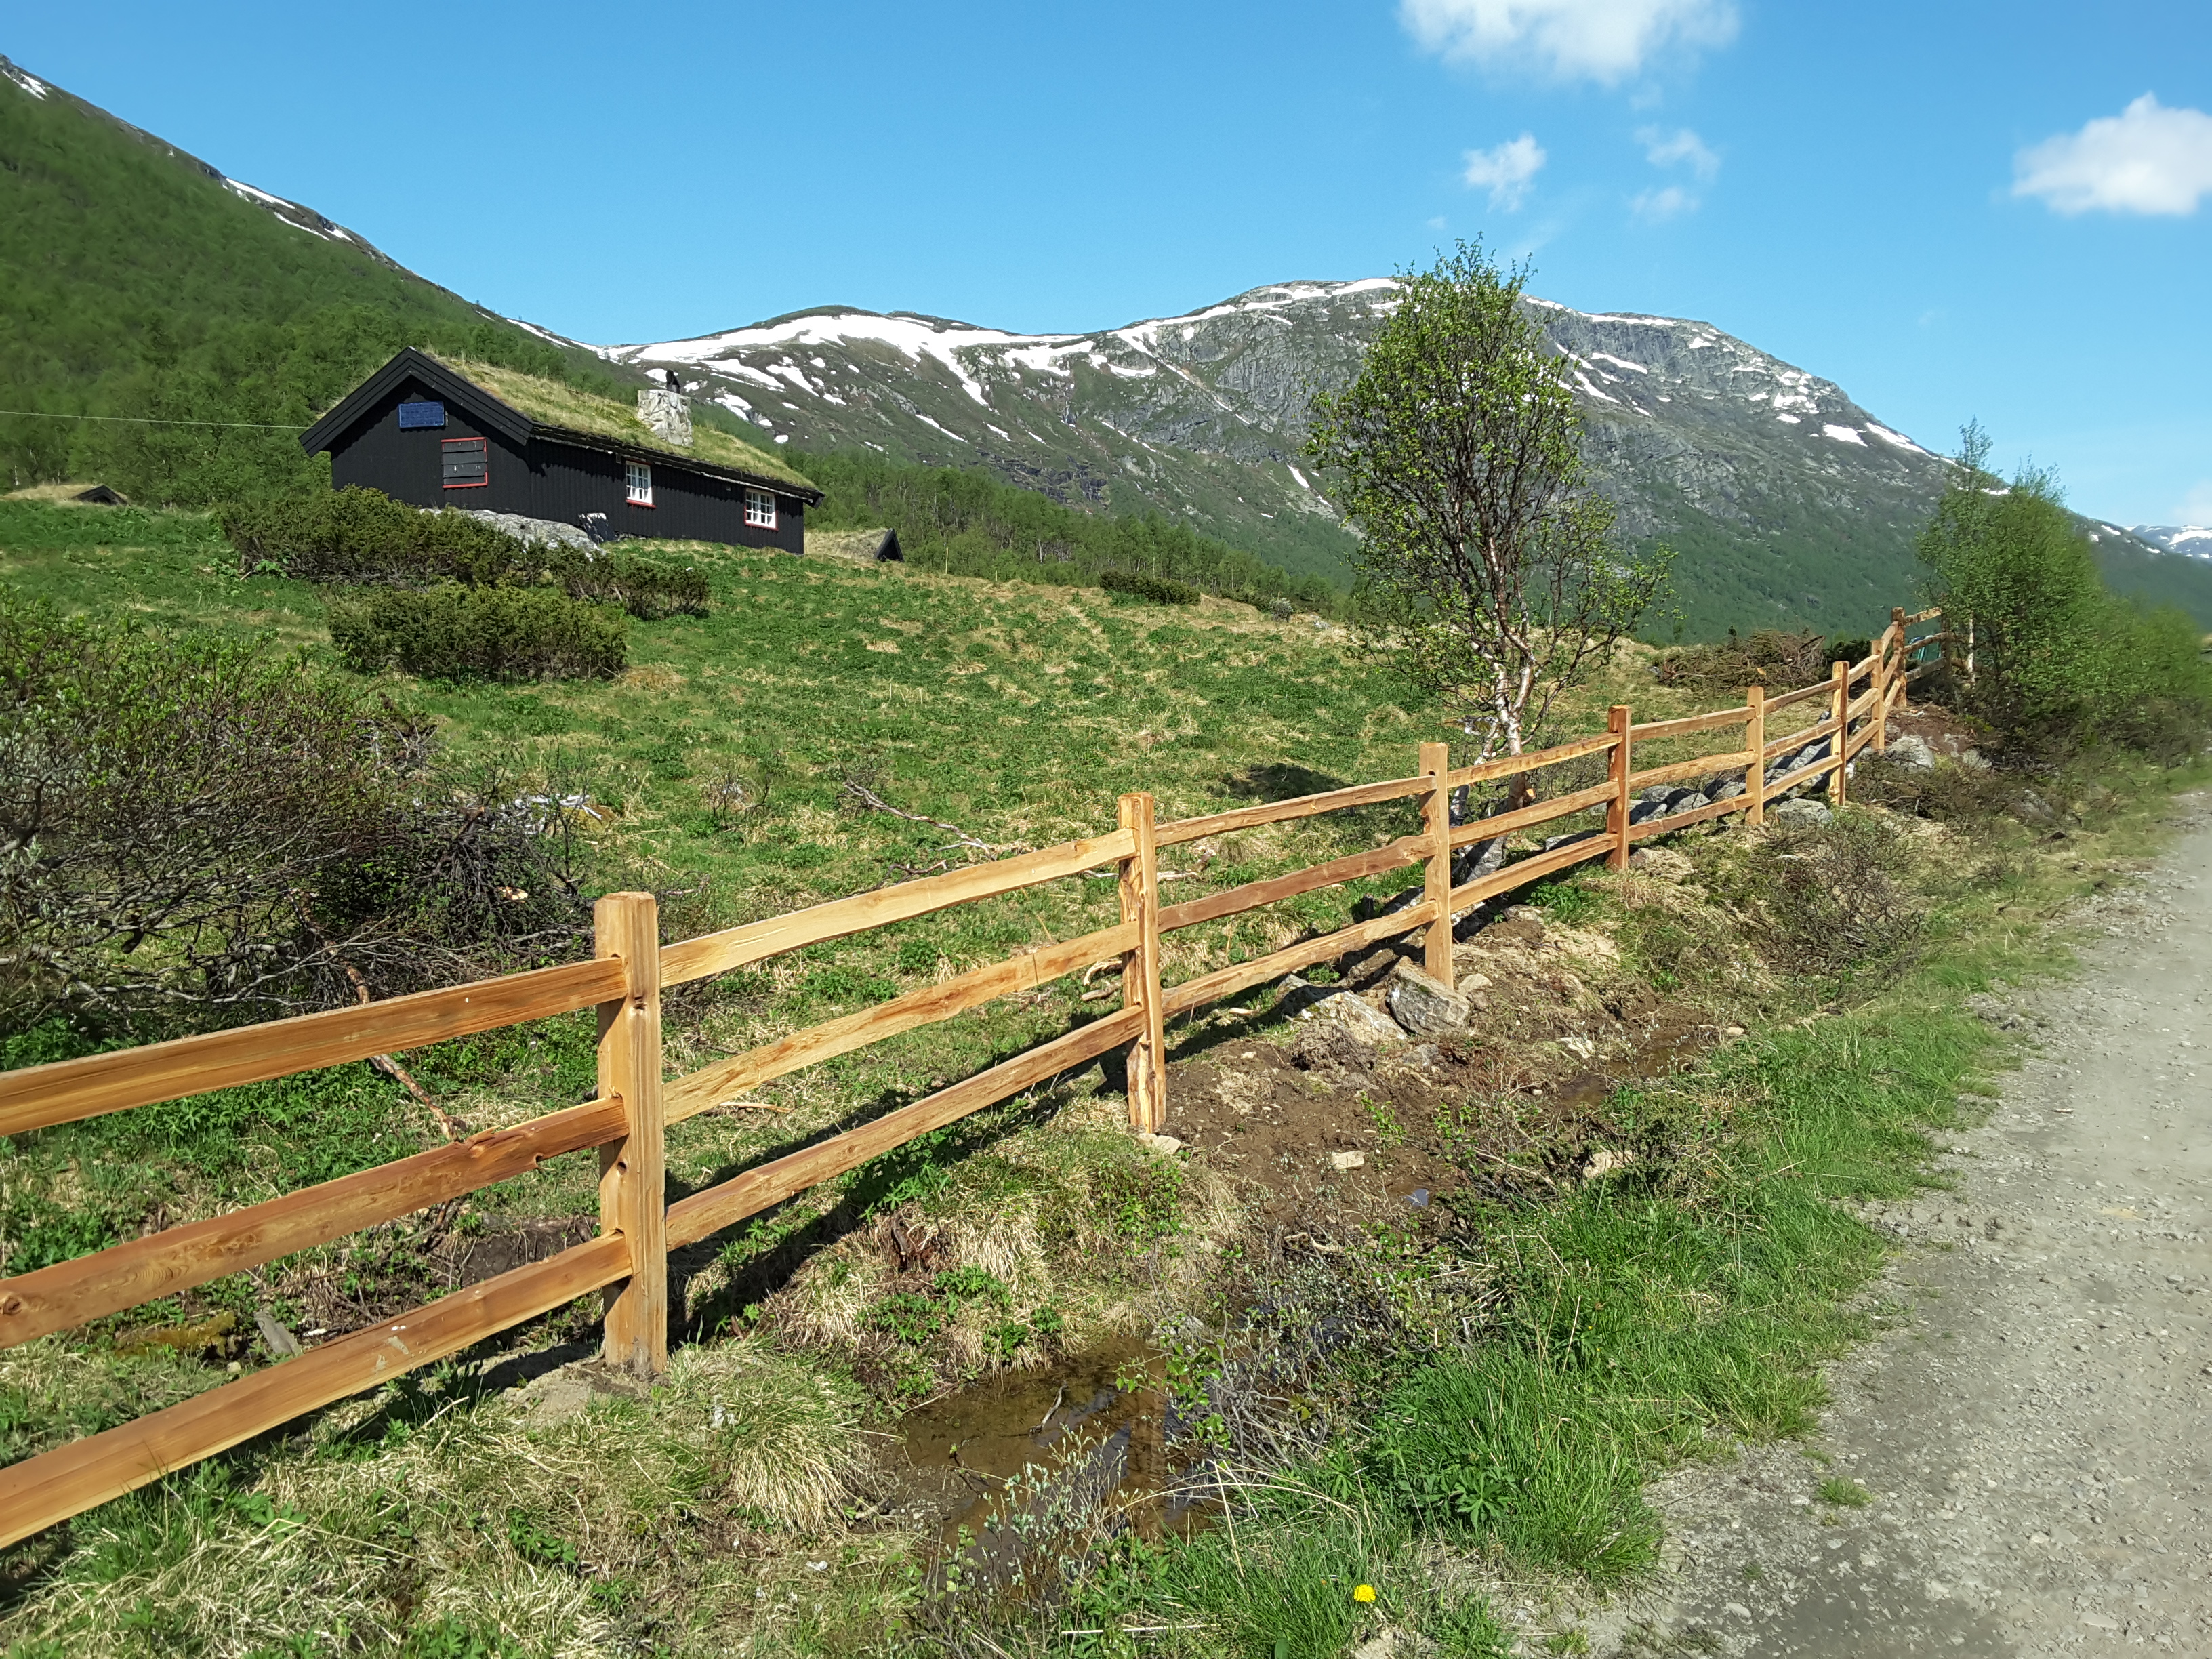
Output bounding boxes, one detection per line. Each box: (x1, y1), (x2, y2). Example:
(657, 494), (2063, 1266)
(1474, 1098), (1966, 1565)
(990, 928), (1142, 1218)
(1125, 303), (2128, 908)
(1589, 802), (2212, 1656)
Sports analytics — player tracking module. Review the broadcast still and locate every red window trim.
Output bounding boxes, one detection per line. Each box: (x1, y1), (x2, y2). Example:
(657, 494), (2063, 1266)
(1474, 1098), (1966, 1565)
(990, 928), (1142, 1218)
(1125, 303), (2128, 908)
(440, 435), (489, 490)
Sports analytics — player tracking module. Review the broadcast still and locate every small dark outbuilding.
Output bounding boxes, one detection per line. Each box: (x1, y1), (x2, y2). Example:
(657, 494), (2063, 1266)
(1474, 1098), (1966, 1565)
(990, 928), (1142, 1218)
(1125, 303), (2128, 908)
(299, 348), (822, 551)
(72, 484), (129, 505)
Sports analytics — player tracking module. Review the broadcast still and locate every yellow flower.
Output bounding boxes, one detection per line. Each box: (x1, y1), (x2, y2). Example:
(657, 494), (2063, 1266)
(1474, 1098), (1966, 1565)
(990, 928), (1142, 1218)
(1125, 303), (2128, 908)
(1353, 1584), (1377, 1603)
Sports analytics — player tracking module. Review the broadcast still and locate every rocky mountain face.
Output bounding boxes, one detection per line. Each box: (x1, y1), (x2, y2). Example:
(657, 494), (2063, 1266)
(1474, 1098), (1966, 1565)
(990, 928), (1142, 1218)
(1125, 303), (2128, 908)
(594, 283), (2207, 633)
(2129, 525), (2211, 560)
(594, 281), (1959, 632)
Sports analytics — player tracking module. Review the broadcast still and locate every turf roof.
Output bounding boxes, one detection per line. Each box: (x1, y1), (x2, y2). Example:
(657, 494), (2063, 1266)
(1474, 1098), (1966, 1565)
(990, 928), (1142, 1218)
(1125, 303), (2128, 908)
(437, 355), (819, 494)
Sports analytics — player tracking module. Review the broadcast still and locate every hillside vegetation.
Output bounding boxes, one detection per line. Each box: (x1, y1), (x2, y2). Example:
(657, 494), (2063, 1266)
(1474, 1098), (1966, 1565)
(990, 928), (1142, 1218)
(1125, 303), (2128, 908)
(3, 492), (2210, 1654)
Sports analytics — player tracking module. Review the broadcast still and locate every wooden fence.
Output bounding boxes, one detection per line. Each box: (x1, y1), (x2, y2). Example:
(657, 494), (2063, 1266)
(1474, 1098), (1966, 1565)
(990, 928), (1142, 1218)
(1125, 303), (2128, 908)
(0, 608), (1950, 1547)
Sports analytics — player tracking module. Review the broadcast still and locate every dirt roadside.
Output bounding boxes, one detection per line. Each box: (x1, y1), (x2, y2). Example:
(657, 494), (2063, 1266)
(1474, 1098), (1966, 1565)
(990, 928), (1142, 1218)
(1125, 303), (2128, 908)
(1580, 800), (2212, 1656)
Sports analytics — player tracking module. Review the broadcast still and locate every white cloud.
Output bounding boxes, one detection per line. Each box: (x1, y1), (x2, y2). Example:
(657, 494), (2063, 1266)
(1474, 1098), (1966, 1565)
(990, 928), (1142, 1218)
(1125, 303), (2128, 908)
(2013, 94), (2212, 216)
(1631, 184), (1694, 221)
(1462, 134), (1547, 209)
(1637, 124), (1719, 180)
(1401, 0), (1738, 85)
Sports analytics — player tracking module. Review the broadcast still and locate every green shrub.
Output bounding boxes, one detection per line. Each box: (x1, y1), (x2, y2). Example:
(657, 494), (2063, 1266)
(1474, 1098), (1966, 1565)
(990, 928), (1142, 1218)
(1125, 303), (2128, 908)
(1099, 567), (1201, 606)
(223, 487), (527, 587)
(329, 586), (626, 680)
(551, 548), (709, 619)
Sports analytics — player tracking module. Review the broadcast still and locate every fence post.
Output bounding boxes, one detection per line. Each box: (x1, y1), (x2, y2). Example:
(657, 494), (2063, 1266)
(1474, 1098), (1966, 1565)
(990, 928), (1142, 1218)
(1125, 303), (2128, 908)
(1606, 705), (1633, 869)
(1744, 685), (1766, 828)
(1419, 742), (1454, 989)
(1117, 793), (1167, 1134)
(1889, 607), (1909, 714)
(595, 892), (666, 1376)
(1828, 661), (1849, 808)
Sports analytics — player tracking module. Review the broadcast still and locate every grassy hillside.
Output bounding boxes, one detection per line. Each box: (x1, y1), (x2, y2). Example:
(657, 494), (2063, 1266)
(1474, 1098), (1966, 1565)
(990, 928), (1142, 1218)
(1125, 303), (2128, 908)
(5, 499), (2204, 1655)
(0, 62), (617, 504)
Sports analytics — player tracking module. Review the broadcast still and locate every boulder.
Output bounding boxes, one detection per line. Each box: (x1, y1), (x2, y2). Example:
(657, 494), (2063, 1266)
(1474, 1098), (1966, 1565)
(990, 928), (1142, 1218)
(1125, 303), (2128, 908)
(1711, 779), (1746, 800)
(1387, 962), (1470, 1038)
(1667, 790), (1711, 815)
(1770, 796), (1834, 826)
(1638, 784), (1673, 803)
(1884, 733), (1936, 770)
(1298, 991), (1404, 1046)
(458, 508), (596, 552)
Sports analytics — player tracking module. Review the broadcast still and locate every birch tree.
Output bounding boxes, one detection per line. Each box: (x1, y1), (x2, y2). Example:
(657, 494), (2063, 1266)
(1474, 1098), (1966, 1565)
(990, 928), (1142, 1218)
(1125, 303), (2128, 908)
(1304, 242), (1668, 761)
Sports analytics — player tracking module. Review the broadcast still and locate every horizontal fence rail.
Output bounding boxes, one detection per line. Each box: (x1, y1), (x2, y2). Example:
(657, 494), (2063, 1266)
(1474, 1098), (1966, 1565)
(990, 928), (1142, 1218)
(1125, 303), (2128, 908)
(0, 606), (1945, 1548)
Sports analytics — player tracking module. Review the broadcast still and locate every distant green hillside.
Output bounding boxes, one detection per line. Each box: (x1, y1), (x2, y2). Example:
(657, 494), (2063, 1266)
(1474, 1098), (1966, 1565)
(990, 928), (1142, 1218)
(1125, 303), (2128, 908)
(0, 56), (615, 504)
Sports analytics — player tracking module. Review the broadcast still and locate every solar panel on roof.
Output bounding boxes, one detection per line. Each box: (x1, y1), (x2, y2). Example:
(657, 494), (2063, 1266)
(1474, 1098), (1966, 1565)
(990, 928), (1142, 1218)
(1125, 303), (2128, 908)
(398, 400), (446, 430)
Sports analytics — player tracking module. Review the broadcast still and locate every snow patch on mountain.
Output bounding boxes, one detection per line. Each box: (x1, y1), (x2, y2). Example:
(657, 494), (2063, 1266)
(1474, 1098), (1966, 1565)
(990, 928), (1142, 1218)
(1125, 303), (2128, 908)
(3, 61), (49, 99)
(2131, 525), (2212, 560)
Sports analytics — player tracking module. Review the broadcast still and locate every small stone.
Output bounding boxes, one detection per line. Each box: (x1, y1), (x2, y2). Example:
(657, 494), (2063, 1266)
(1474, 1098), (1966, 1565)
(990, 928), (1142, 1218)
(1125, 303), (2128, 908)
(1668, 791), (1711, 815)
(1582, 1147), (1631, 1178)
(1330, 1150), (1367, 1172)
(1387, 961), (1471, 1038)
(1770, 797), (1834, 827)
(1408, 1188), (1431, 1207)
(1558, 1033), (1597, 1060)
(1723, 1603), (1751, 1620)
(1460, 970), (1493, 990)
(1134, 1132), (1183, 1157)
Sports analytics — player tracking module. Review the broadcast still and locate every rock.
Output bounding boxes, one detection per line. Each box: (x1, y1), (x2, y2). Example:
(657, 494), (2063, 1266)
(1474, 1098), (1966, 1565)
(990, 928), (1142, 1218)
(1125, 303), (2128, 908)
(2013, 788), (2060, 828)
(1330, 1150), (1367, 1172)
(253, 1307), (302, 1357)
(1350, 887), (1422, 924)
(1134, 1132), (1183, 1157)
(1711, 779), (1746, 800)
(1957, 747), (1992, 771)
(1557, 1033), (1598, 1061)
(1629, 799), (1669, 825)
(1770, 797), (1834, 826)
(1885, 733), (1936, 770)
(1668, 791), (1711, 815)
(1628, 846), (1695, 880)
(1540, 829), (1601, 851)
(1298, 991), (1404, 1046)
(1387, 962), (1470, 1037)
(457, 508), (596, 551)
(1273, 973), (1331, 1018)
(1638, 784), (1673, 803)
(1582, 1147), (1631, 1179)
(1459, 970), (1494, 990)
(1408, 1188), (1431, 1207)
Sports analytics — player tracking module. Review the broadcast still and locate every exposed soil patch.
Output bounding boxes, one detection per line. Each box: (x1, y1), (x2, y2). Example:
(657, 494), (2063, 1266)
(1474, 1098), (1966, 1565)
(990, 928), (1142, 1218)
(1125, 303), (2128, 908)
(1166, 907), (1736, 1227)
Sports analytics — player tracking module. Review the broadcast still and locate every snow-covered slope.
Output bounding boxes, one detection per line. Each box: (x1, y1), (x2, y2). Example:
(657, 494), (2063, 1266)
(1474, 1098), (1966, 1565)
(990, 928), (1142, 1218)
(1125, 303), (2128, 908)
(593, 281), (1967, 622)
(2130, 525), (2212, 561)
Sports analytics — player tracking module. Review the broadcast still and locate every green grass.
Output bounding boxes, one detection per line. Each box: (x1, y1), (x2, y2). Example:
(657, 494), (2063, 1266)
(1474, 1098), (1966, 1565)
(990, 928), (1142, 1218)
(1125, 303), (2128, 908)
(1817, 1477), (1872, 1508)
(5, 493), (2205, 1656)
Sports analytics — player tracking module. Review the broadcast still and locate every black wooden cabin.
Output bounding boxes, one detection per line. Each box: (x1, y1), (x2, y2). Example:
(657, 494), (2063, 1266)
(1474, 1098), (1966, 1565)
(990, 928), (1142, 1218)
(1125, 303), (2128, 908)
(300, 349), (821, 551)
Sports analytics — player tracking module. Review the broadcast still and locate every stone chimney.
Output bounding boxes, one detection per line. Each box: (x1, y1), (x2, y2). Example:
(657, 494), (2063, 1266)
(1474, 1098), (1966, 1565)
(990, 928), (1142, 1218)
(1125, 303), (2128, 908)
(636, 386), (692, 448)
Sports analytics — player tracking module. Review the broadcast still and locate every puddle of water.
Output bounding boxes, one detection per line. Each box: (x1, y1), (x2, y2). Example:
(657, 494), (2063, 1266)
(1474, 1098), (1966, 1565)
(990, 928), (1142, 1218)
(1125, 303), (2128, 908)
(896, 1336), (1212, 1578)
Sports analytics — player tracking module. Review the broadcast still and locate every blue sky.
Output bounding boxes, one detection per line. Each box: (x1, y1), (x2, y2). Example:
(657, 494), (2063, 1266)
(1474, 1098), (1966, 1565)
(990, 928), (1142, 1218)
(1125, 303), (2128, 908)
(10, 1), (2211, 526)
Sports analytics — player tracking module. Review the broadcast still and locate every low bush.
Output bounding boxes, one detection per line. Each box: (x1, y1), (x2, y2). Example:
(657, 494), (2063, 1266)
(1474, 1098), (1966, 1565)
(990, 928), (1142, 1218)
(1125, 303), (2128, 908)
(1099, 567), (1201, 606)
(227, 487), (709, 622)
(223, 487), (525, 587)
(0, 590), (595, 1035)
(1740, 810), (1925, 979)
(329, 586), (626, 680)
(1654, 627), (1830, 692)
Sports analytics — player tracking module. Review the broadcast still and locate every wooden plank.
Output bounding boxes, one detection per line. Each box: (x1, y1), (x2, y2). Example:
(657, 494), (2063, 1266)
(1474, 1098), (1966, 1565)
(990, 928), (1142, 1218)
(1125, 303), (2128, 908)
(1906, 605), (1943, 624)
(1905, 659), (1943, 682)
(0, 958), (627, 1140)
(1629, 793), (1748, 840)
(1445, 730), (1619, 789)
(1118, 794), (1168, 1134)
(665, 1008), (1145, 1250)
(663, 924), (1136, 1124)
(1159, 904), (1440, 1020)
(1420, 744), (1452, 988)
(1847, 683), (1883, 718)
(1447, 781), (1617, 849)
(1828, 663), (1849, 807)
(0, 1233), (631, 1552)
(0, 1097), (625, 1352)
(1153, 775), (1429, 848)
(656, 828), (1138, 987)
(1159, 836), (1425, 935)
(1627, 750), (1755, 793)
(594, 894), (665, 1376)
(1761, 679), (1832, 713)
(1449, 834), (1612, 912)
(1629, 705), (1750, 741)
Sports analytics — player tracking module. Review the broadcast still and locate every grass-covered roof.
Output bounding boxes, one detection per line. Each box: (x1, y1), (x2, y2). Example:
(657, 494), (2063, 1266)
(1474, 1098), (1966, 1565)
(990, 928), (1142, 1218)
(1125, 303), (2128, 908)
(436, 355), (819, 495)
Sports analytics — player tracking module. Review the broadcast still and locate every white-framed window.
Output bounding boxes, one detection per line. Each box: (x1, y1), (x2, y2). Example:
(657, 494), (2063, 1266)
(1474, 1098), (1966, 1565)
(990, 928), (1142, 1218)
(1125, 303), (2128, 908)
(626, 462), (653, 506)
(744, 488), (777, 529)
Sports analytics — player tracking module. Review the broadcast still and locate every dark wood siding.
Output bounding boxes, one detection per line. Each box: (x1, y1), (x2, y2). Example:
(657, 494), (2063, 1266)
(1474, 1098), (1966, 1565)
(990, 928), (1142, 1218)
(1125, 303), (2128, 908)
(323, 374), (806, 554)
